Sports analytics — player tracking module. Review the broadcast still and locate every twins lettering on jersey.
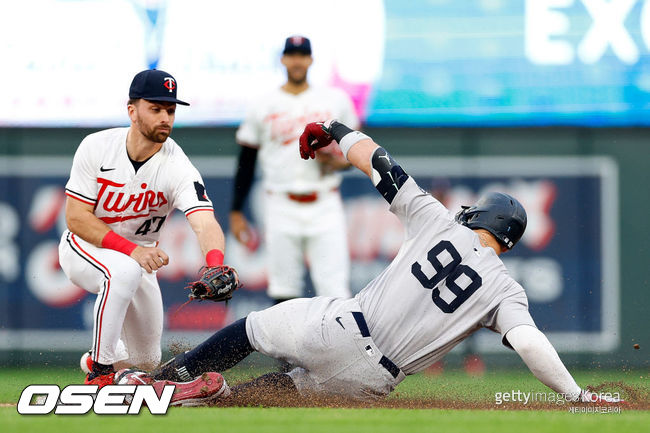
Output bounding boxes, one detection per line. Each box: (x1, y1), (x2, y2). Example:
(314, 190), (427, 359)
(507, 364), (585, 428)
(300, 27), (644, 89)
(96, 177), (167, 223)
(64, 129), (214, 244)
(265, 110), (332, 145)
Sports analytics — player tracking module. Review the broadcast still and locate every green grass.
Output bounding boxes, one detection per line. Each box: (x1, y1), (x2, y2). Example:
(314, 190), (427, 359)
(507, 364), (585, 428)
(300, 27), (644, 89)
(2, 406), (649, 433)
(1, 367), (648, 433)
(392, 369), (649, 402)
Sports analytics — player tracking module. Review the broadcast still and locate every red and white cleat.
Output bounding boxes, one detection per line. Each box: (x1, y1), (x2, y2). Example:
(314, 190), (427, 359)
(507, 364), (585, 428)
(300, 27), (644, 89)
(115, 369), (154, 385)
(84, 372), (115, 389)
(115, 369), (230, 407)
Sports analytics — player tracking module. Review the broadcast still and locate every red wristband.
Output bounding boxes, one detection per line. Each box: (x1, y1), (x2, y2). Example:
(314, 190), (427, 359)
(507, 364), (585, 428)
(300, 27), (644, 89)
(101, 231), (138, 256)
(206, 249), (224, 267)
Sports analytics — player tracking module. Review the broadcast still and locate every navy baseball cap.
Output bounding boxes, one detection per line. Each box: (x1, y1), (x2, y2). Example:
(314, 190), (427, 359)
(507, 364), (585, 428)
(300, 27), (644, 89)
(129, 69), (189, 106)
(283, 35), (311, 55)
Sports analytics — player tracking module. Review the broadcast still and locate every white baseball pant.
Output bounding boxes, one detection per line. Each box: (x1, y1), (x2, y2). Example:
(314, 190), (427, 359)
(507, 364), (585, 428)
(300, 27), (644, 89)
(58, 230), (163, 370)
(264, 190), (350, 299)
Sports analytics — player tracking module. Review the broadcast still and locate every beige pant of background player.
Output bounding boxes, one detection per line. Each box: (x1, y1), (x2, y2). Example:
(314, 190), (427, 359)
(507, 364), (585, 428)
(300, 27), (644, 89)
(263, 188), (351, 299)
(58, 229), (163, 370)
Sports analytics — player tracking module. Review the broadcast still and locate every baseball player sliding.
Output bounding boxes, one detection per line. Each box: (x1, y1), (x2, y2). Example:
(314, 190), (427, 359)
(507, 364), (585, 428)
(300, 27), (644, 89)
(58, 69), (236, 397)
(230, 35), (359, 303)
(117, 121), (622, 406)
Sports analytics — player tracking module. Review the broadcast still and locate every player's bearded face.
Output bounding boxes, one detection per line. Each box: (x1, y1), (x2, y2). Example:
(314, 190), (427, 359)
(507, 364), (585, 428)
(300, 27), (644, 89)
(131, 100), (176, 143)
(282, 54), (312, 85)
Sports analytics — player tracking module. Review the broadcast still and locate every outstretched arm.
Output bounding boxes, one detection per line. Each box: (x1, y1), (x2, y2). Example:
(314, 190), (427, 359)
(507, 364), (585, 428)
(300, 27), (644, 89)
(506, 325), (623, 403)
(300, 121), (409, 204)
(186, 210), (226, 262)
(301, 120), (376, 176)
(506, 325), (581, 399)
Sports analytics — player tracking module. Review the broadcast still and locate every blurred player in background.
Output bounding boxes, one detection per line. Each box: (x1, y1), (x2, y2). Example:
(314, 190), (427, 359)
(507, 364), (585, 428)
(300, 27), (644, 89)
(230, 35), (359, 304)
(59, 69), (232, 389)
(124, 121), (622, 406)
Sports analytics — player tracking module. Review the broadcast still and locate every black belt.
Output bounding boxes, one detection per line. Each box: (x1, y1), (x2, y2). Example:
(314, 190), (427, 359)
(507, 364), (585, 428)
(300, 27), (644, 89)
(351, 312), (401, 379)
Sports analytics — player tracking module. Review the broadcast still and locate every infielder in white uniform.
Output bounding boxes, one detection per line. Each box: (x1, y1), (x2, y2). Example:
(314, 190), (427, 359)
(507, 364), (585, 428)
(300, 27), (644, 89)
(59, 69), (232, 388)
(230, 35), (359, 302)
(124, 120), (622, 406)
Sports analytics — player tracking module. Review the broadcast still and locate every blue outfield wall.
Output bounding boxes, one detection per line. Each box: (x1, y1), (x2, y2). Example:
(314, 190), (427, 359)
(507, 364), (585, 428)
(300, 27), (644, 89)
(0, 126), (647, 369)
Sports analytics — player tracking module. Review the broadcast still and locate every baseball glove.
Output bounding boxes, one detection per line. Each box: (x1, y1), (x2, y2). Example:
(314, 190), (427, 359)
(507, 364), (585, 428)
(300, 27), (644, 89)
(186, 265), (241, 302)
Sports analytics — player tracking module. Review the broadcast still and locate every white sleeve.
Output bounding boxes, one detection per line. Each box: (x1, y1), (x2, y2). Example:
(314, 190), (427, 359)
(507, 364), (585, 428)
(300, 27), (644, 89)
(170, 160), (214, 217)
(235, 104), (261, 147)
(389, 177), (452, 239)
(64, 137), (98, 205)
(506, 325), (582, 400)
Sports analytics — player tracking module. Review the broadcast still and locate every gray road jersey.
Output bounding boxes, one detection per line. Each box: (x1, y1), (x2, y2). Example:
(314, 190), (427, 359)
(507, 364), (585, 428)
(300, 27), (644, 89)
(356, 177), (535, 375)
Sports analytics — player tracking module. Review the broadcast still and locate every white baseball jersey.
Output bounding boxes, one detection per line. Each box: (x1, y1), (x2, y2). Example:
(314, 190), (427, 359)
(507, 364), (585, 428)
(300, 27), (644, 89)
(236, 86), (359, 194)
(65, 127), (213, 245)
(356, 177), (536, 374)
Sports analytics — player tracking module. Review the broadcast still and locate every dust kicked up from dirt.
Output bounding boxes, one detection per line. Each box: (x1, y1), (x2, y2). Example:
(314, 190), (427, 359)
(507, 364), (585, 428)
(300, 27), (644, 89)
(209, 381), (649, 411)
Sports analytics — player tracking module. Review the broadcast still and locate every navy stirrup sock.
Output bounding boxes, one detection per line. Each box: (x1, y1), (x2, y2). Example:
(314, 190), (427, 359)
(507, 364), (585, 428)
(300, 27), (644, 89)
(153, 317), (253, 381)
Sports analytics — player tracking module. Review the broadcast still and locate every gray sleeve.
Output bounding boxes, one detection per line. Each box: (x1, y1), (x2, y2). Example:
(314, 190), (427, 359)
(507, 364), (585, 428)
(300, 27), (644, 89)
(481, 289), (537, 350)
(389, 176), (453, 239)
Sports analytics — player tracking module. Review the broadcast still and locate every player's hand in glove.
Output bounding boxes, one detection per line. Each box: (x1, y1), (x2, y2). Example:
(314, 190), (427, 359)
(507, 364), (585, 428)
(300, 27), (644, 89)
(186, 265), (241, 302)
(299, 120), (335, 160)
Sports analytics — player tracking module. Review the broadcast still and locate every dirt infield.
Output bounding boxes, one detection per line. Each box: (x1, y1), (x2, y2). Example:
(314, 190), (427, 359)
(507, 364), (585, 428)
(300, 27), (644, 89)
(2, 373), (646, 411)
(0, 388), (650, 412)
(210, 381), (649, 410)
(212, 397), (648, 411)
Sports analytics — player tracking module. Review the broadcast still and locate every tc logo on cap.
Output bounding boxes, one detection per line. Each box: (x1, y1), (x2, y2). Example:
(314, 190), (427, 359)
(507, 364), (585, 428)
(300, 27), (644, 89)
(129, 69), (190, 105)
(283, 35), (311, 55)
(163, 77), (176, 93)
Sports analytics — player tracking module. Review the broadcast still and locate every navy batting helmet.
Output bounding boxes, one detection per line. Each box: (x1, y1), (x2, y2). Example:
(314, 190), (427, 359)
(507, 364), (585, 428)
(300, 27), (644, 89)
(455, 192), (527, 249)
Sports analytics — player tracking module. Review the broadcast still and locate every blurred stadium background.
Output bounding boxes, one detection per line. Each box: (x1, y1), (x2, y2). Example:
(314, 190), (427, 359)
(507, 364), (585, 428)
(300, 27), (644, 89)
(0, 0), (647, 373)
